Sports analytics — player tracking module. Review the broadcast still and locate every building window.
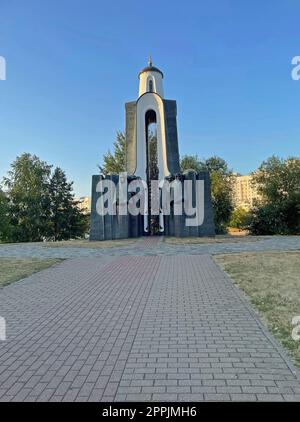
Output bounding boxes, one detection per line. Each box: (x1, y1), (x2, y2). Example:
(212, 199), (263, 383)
(149, 79), (153, 92)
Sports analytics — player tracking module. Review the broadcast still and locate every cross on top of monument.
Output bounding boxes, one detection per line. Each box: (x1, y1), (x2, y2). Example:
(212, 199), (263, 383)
(139, 57), (164, 79)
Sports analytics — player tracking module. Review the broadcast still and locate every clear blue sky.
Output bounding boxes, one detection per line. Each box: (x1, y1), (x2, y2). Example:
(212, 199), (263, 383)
(0, 0), (299, 196)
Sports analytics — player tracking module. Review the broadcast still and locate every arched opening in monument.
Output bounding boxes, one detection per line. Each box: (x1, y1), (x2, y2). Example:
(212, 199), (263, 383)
(145, 109), (159, 235)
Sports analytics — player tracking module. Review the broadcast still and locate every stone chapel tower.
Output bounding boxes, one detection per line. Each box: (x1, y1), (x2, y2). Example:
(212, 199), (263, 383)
(125, 57), (181, 181)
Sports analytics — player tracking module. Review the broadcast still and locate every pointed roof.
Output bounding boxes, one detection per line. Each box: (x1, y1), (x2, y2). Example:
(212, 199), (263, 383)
(138, 57), (164, 78)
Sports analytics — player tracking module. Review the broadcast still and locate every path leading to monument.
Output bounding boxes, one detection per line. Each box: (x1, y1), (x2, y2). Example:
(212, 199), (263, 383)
(1, 254), (300, 401)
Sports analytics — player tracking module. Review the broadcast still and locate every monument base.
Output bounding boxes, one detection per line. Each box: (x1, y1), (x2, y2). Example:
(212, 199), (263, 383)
(90, 171), (215, 241)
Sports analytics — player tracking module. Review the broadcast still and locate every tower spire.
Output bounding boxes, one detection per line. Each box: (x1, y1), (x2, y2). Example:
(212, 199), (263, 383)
(148, 55), (152, 67)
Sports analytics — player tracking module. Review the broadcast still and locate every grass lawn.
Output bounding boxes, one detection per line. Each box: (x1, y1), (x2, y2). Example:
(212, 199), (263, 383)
(0, 239), (136, 249)
(41, 239), (136, 249)
(0, 258), (62, 288)
(214, 251), (300, 367)
(164, 235), (270, 245)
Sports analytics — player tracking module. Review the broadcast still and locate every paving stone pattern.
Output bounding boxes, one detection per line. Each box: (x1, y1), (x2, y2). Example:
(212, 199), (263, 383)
(1, 251), (300, 401)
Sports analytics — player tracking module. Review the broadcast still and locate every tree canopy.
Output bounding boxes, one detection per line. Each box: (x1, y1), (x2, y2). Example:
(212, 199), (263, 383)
(3, 153), (52, 242)
(180, 155), (204, 173)
(229, 207), (251, 230)
(100, 132), (126, 174)
(49, 167), (88, 241)
(249, 156), (300, 235)
(0, 189), (12, 241)
(181, 154), (234, 233)
(0, 153), (88, 242)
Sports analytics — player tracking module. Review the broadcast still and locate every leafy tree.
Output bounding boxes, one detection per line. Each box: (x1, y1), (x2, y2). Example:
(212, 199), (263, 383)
(48, 168), (89, 241)
(2, 154), (89, 242)
(148, 130), (158, 180)
(229, 207), (251, 230)
(249, 156), (300, 234)
(100, 132), (126, 174)
(252, 156), (300, 204)
(100, 130), (158, 178)
(180, 155), (203, 173)
(203, 156), (229, 174)
(3, 153), (52, 242)
(203, 156), (234, 233)
(210, 171), (234, 233)
(147, 130), (159, 234)
(248, 204), (285, 235)
(181, 155), (234, 233)
(0, 189), (12, 241)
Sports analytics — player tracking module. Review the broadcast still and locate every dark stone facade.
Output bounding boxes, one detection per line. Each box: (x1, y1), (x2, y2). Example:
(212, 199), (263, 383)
(163, 100), (180, 175)
(125, 102), (137, 175)
(163, 171), (215, 237)
(90, 174), (144, 241)
(90, 171), (215, 240)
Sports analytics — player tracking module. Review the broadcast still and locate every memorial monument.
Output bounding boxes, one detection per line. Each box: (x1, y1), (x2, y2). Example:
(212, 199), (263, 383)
(90, 59), (215, 240)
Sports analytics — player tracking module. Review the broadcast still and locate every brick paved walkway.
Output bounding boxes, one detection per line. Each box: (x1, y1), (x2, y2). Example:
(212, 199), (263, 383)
(1, 254), (300, 401)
